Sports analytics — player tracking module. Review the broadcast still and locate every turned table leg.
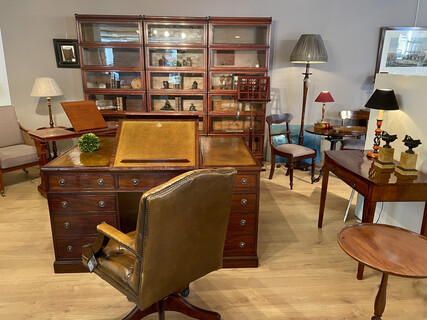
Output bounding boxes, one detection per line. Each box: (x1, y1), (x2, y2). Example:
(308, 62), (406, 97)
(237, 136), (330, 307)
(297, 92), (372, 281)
(371, 273), (388, 320)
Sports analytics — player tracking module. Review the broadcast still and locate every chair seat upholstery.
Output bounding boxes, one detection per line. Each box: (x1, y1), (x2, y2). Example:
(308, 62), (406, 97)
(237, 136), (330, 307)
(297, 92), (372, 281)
(0, 144), (38, 169)
(96, 231), (139, 294)
(275, 143), (315, 157)
(341, 139), (365, 150)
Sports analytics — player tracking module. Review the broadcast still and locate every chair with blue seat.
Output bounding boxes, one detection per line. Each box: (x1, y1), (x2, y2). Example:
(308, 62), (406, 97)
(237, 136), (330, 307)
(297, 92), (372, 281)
(266, 113), (317, 190)
(0, 105), (39, 196)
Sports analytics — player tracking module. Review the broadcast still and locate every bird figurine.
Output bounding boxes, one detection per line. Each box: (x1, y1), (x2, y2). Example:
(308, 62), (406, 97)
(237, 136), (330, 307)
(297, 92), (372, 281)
(402, 135), (422, 154)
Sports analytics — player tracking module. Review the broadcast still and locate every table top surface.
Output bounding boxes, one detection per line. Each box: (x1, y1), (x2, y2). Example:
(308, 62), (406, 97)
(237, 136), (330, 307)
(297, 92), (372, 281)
(325, 150), (427, 185)
(338, 223), (427, 278)
(305, 126), (367, 138)
(43, 136), (259, 171)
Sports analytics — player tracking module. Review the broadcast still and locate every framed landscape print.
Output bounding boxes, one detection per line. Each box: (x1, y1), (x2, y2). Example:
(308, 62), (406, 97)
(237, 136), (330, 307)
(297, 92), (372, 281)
(53, 39), (80, 68)
(375, 27), (427, 76)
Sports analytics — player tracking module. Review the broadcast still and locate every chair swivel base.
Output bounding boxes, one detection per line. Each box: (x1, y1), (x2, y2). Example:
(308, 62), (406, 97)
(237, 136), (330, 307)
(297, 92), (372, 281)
(123, 293), (221, 320)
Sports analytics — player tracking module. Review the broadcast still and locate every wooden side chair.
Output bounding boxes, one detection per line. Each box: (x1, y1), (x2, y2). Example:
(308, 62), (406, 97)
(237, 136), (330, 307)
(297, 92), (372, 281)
(339, 110), (370, 222)
(82, 168), (237, 320)
(0, 105), (39, 196)
(266, 113), (316, 190)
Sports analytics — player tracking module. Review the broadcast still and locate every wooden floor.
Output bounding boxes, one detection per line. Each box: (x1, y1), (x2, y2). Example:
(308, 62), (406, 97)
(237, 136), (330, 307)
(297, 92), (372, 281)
(0, 165), (426, 319)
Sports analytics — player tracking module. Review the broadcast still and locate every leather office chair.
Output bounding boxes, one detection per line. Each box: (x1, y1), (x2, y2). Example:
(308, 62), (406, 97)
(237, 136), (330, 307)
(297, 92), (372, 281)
(266, 113), (316, 190)
(0, 105), (39, 196)
(338, 110), (370, 222)
(82, 168), (237, 320)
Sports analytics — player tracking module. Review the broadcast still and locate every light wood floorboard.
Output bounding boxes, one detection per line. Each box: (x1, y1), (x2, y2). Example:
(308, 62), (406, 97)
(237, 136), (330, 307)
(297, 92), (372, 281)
(0, 165), (426, 319)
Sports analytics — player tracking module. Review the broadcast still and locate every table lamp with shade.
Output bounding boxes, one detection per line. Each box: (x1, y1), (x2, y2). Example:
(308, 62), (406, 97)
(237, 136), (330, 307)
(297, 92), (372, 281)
(31, 77), (63, 128)
(290, 34), (328, 145)
(364, 88), (399, 159)
(314, 91), (334, 128)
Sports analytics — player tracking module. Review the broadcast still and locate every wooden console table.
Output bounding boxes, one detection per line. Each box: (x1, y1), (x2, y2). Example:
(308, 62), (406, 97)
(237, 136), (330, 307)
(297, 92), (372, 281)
(318, 150), (427, 279)
(338, 223), (427, 320)
(42, 136), (261, 273)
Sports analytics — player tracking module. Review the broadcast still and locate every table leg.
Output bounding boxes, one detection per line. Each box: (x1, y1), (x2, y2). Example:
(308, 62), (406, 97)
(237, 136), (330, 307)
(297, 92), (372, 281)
(51, 141), (58, 158)
(357, 197), (377, 280)
(313, 138), (339, 182)
(318, 166), (330, 228)
(371, 273), (388, 320)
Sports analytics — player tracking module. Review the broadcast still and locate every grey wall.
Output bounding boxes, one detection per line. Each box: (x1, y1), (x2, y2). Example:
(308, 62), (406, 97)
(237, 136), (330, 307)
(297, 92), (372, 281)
(0, 0), (426, 133)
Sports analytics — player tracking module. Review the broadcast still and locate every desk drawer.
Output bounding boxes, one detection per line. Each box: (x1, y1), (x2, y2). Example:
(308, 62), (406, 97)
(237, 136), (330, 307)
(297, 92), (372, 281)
(227, 213), (256, 234)
(231, 193), (257, 212)
(53, 214), (117, 236)
(118, 172), (178, 189)
(50, 195), (116, 213)
(55, 236), (97, 260)
(329, 164), (369, 194)
(223, 234), (256, 256)
(49, 174), (114, 190)
(234, 173), (257, 191)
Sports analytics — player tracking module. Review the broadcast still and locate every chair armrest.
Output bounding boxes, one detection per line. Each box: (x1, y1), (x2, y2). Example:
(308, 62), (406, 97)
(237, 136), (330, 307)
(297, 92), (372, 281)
(97, 223), (137, 256)
(19, 123), (35, 146)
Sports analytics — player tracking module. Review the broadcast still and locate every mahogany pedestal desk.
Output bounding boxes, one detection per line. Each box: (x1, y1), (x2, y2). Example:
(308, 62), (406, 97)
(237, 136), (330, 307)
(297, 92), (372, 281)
(338, 224), (427, 320)
(318, 150), (427, 279)
(42, 136), (261, 273)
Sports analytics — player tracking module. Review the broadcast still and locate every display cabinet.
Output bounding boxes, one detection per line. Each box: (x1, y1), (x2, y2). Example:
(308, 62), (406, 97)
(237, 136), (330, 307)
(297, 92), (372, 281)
(208, 17), (271, 161)
(76, 14), (145, 117)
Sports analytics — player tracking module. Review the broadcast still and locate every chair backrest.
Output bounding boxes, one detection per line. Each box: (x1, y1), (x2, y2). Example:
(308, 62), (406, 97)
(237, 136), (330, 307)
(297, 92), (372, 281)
(0, 105), (24, 148)
(134, 168), (237, 309)
(266, 113), (294, 146)
(339, 109), (370, 127)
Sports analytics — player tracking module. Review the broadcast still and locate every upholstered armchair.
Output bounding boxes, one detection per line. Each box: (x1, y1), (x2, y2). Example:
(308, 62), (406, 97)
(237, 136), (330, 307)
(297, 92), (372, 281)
(0, 105), (39, 196)
(82, 168), (237, 319)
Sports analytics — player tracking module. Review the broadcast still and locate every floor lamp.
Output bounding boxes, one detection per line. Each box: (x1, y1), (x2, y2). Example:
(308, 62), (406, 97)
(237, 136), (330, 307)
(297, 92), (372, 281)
(290, 34), (328, 145)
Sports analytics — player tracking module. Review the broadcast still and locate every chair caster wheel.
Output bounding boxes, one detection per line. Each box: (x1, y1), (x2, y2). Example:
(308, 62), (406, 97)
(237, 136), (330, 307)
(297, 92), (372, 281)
(180, 286), (190, 297)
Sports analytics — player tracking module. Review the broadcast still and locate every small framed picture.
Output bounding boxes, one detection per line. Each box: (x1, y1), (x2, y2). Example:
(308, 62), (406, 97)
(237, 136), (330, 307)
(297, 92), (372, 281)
(53, 39), (80, 68)
(375, 27), (427, 76)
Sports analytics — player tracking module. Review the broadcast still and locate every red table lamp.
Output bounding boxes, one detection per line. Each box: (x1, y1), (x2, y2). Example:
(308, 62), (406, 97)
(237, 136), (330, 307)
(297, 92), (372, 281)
(315, 91), (334, 123)
(365, 89), (399, 159)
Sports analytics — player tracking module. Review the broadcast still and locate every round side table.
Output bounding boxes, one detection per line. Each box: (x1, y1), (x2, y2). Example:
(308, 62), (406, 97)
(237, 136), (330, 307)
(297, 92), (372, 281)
(337, 223), (427, 319)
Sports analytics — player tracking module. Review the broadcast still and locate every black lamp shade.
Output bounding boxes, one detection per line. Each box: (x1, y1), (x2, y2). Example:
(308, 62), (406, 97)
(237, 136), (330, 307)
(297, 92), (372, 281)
(365, 89), (399, 110)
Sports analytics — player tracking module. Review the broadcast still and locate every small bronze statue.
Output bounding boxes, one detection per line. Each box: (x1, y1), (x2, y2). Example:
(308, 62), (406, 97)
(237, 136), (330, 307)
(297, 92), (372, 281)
(189, 103), (196, 111)
(402, 135), (422, 154)
(160, 100), (174, 111)
(162, 81), (169, 89)
(192, 80), (198, 89)
(381, 131), (398, 148)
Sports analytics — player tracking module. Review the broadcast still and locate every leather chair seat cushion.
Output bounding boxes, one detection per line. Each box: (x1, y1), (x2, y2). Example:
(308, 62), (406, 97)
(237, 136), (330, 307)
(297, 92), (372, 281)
(275, 143), (315, 157)
(341, 139), (365, 150)
(96, 231), (139, 294)
(0, 144), (38, 169)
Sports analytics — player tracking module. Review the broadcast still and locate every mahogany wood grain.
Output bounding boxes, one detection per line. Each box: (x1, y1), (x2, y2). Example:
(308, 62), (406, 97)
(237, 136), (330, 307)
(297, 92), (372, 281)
(338, 223), (427, 319)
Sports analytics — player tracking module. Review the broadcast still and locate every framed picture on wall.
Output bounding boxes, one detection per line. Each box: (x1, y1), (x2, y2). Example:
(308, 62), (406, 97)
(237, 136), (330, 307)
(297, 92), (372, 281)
(375, 27), (427, 76)
(53, 39), (80, 68)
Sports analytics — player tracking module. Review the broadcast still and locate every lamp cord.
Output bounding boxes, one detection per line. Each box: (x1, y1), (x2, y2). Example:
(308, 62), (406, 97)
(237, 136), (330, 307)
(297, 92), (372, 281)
(414, 0), (420, 27)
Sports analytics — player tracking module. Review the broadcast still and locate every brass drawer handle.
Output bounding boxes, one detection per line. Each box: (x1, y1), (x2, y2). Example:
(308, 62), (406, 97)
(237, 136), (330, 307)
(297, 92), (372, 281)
(97, 178), (104, 186)
(66, 245), (73, 252)
(59, 179), (66, 186)
(98, 201), (105, 208)
(241, 199), (248, 205)
(352, 181), (357, 188)
(241, 178), (247, 185)
(132, 178), (139, 186)
(239, 242), (246, 248)
(61, 201), (68, 208)
(240, 219), (247, 226)
(64, 222), (70, 229)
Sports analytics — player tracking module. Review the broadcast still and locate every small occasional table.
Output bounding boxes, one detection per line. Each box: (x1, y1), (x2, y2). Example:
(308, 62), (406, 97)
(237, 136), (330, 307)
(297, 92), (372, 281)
(305, 126), (367, 181)
(338, 223), (427, 320)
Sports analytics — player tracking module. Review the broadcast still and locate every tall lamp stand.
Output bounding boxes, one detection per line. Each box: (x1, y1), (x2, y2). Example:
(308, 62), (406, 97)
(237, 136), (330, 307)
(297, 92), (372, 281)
(299, 63), (311, 146)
